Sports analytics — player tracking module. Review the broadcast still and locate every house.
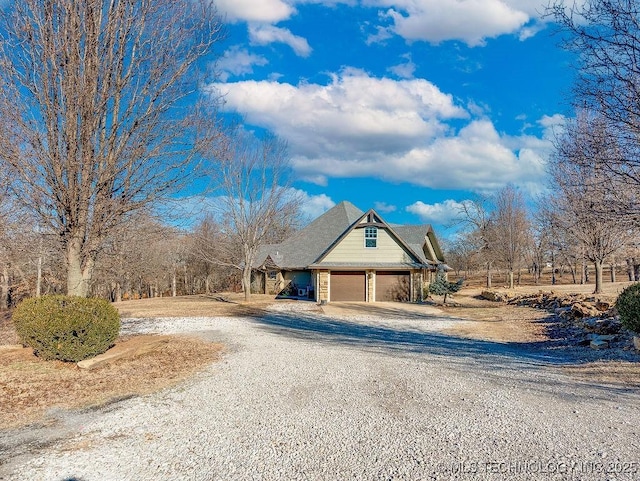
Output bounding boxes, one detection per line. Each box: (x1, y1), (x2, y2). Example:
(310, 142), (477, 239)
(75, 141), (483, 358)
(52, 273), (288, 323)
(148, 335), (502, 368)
(252, 201), (448, 303)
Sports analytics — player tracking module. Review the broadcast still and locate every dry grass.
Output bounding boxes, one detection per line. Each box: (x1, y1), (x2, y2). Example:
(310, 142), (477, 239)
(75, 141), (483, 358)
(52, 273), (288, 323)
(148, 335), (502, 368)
(437, 287), (552, 343)
(113, 293), (276, 318)
(561, 361), (640, 388)
(0, 335), (223, 429)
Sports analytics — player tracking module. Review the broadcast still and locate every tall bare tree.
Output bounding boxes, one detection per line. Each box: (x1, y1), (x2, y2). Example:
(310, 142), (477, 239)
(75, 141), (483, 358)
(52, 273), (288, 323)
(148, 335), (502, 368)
(0, 0), (224, 296)
(487, 186), (531, 289)
(549, 0), (640, 216)
(548, 113), (631, 293)
(204, 130), (301, 300)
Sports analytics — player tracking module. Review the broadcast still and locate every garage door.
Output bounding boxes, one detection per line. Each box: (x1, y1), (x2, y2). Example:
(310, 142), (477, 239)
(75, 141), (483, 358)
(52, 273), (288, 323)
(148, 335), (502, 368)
(330, 271), (366, 301)
(375, 271), (410, 302)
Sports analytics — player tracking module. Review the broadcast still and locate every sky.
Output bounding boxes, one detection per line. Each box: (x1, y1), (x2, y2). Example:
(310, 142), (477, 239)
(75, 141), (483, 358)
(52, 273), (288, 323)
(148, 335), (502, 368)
(205, 0), (577, 238)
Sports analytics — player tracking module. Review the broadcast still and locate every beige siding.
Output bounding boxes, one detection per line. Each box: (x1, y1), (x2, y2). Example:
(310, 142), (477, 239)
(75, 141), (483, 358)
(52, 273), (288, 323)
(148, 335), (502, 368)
(321, 228), (415, 264)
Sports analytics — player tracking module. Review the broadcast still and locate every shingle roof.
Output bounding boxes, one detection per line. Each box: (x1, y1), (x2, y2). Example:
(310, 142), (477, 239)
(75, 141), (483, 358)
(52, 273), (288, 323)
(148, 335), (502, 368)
(254, 201), (364, 269)
(254, 201), (444, 270)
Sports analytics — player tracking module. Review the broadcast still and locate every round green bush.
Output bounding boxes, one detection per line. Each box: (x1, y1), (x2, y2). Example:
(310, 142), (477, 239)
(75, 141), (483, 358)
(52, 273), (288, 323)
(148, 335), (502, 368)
(615, 283), (640, 333)
(12, 295), (120, 362)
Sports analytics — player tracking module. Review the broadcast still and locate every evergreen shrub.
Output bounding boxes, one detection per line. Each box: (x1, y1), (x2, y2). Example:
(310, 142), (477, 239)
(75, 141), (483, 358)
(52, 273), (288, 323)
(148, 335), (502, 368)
(615, 283), (640, 333)
(13, 295), (120, 362)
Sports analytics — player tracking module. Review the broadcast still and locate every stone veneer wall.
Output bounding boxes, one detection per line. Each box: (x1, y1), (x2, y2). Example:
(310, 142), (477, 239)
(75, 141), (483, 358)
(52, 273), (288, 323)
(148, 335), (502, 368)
(412, 271), (423, 302)
(367, 271), (375, 302)
(318, 271), (329, 302)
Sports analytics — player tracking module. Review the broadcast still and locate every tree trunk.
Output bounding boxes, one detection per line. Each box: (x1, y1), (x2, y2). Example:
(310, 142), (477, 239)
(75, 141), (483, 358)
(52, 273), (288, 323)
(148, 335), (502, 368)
(242, 264), (252, 301)
(183, 264), (189, 295)
(66, 238), (94, 297)
(35, 254), (42, 297)
(610, 261), (616, 283)
(172, 270), (177, 297)
(486, 263), (492, 288)
(0, 264), (8, 310)
(594, 260), (603, 294)
(508, 270), (514, 289)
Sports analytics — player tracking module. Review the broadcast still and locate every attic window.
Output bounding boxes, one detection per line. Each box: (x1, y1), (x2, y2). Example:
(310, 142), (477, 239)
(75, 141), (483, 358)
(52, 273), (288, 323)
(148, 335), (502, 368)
(364, 226), (377, 248)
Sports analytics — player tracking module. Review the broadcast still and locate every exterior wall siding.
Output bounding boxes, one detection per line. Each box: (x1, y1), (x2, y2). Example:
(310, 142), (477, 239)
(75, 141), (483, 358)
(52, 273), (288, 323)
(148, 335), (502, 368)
(321, 228), (415, 264)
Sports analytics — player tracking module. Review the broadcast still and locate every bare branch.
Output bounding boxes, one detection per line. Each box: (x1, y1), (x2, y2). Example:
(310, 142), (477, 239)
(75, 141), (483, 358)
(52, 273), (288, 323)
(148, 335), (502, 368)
(0, 0), (225, 296)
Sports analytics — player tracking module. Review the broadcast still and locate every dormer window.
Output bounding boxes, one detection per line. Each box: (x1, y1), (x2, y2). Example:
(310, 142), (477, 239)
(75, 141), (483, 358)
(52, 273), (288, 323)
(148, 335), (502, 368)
(364, 226), (377, 248)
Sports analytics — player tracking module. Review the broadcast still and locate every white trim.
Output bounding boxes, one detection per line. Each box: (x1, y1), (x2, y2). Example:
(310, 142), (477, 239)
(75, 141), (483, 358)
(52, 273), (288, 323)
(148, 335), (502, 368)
(364, 226), (378, 249)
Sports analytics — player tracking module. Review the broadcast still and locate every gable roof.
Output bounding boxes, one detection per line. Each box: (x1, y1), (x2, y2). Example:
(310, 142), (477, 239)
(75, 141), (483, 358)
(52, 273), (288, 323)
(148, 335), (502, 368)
(254, 201), (445, 270)
(254, 201), (364, 269)
(392, 225), (445, 264)
(311, 208), (428, 267)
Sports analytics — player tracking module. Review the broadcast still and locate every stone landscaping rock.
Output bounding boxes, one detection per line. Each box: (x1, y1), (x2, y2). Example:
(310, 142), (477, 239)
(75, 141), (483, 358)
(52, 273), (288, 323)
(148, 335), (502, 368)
(479, 290), (638, 352)
(77, 336), (171, 370)
(480, 290), (511, 302)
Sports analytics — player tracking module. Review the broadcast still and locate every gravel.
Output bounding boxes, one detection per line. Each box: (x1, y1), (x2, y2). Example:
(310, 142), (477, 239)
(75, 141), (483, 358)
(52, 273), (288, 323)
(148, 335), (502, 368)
(1, 303), (639, 480)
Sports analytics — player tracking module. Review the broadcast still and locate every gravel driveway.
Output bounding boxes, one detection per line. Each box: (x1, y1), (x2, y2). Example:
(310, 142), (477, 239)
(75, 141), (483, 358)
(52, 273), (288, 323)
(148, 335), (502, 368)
(1, 303), (639, 480)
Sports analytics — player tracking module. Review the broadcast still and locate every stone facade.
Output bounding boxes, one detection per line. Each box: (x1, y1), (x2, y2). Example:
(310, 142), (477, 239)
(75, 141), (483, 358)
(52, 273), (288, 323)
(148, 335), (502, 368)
(317, 270), (329, 303)
(367, 270), (375, 302)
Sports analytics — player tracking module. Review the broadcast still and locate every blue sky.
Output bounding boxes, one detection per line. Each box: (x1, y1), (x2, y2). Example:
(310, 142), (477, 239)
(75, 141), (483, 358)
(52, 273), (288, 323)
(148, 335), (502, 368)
(206, 0), (576, 237)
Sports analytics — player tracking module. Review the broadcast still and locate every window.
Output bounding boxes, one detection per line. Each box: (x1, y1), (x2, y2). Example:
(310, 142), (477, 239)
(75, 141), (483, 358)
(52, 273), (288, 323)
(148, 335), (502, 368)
(364, 227), (377, 248)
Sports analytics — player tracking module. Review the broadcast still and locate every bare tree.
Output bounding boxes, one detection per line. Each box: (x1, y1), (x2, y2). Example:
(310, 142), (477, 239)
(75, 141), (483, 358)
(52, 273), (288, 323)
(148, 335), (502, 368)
(549, 0), (640, 215)
(527, 210), (552, 285)
(456, 197), (496, 287)
(190, 214), (240, 293)
(487, 186), (531, 289)
(0, 0), (224, 296)
(204, 130), (301, 300)
(443, 233), (483, 278)
(548, 113), (631, 293)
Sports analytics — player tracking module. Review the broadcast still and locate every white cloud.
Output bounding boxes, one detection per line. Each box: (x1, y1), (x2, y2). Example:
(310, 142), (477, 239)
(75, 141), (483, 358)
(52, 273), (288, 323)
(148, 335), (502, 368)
(215, 0), (295, 23)
(538, 113), (566, 139)
(209, 69), (467, 158)
(374, 201), (397, 213)
(365, 25), (394, 45)
(208, 71), (556, 193)
(406, 199), (467, 224)
(364, 0), (545, 46)
(388, 54), (416, 79)
(249, 24), (312, 57)
(286, 119), (549, 192)
(289, 189), (336, 219)
(216, 0), (547, 46)
(217, 46), (269, 82)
